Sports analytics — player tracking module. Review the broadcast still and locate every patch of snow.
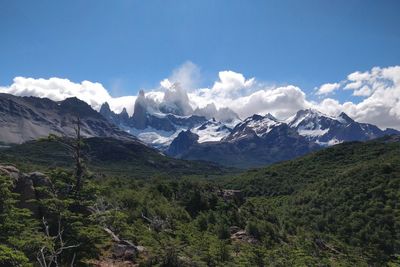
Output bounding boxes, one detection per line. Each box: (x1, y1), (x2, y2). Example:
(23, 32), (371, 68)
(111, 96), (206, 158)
(316, 138), (342, 146)
(297, 127), (329, 137)
(247, 118), (281, 137)
(288, 109), (339, 128)
(192, 122), (231, 143)
(123, 126), (183, 149)
(336, 116), (348, 124)
(224, 118), (242, 129)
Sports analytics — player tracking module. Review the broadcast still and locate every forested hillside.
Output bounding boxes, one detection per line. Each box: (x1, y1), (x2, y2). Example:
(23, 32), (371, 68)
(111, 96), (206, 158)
(0, 136), (399, 266)
(0, 137), (229, 178)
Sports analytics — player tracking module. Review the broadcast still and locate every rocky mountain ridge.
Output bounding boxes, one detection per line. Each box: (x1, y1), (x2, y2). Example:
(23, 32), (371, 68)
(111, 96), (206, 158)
(1, 93), (398, 168)
(165, 109), (400, 168)
(0, 93), (134, 144)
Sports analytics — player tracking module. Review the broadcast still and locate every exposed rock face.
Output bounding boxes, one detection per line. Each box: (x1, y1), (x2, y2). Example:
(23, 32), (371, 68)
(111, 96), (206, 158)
(0, 165), (20, 181)
(130, 90), (149, 129)
(100, 102), (129, 126)
(0, 93), (135, 144)
(0, 164), (51, 218)
(230, 228), (258, 244)
(218, 189), (243, 201)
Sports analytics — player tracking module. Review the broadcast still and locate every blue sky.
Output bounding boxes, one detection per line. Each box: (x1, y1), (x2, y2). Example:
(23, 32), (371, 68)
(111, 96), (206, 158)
(1, 0), (400, 101)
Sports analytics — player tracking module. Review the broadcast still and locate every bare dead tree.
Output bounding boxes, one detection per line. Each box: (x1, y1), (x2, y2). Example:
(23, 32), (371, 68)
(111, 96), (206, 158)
(49, 116), (85, 194)
(36, 217), (80, 267)
(73, 117), (84, 193)
(141, 212), (170, 232)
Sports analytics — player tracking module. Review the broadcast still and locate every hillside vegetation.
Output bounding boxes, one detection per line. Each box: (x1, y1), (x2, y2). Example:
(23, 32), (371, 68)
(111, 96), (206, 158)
(0, 136), (399, 266)
(0, 137), (230, 178)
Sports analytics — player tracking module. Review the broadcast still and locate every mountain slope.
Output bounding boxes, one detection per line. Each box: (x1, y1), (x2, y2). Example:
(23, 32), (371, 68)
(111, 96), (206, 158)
(0, 93), (134, 144)
(287, 109), (399, 145)
(0, 137), (230, 178)
(168, 121), (319, 168)
(220, 135), (400, 263)
(224, 113), (282, 142)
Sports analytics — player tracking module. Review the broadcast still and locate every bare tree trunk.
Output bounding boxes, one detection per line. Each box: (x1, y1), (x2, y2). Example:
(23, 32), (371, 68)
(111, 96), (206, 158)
(74, 117), (83, 193)
(50, 116), (86, 194)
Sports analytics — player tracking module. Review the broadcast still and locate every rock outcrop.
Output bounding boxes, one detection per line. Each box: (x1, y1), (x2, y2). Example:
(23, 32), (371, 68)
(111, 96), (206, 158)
(230, 227), (258, 244)
(0, 164), (51, 218)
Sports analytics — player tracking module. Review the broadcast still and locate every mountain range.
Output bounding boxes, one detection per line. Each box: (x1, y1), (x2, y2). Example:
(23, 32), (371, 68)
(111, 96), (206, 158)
(0, 93), (133, 144)
(99, 91), (399, 167)
(0, 92), (398, 168)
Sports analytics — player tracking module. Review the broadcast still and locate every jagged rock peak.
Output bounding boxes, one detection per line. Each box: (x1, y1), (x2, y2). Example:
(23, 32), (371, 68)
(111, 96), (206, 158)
(100, 102), (111, 112)
(138, 89), (145, 98)
(338, 112), (354, 123)
(120, 107), (129, 116)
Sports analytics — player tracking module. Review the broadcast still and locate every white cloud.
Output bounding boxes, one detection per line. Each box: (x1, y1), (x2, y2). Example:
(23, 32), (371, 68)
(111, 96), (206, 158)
(211, 70), (255, 98)
(204, 85), (310, 119)
(160, 61), (201, 91)
(0, 77), (111, 108)
(108, 96), (137, 115)
(186, 70), (306, 119)
(352, 85), (371, 96)
(316, 66), (400, 129)
(316, 82), (340, 95)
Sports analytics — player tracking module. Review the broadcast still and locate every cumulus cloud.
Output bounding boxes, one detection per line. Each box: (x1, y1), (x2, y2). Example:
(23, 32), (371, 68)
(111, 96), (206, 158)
(160, 61), (201, 91)
(316, 82), (340, 95)
(108, 96), (137, 115)
(316, 66), (400, 129)
(183, 70), (309, 119)
(210, 71), (255, 98)
(1, 63), (400, 130)
(160, 83), (193, 116)
(191, 84), (309, 119)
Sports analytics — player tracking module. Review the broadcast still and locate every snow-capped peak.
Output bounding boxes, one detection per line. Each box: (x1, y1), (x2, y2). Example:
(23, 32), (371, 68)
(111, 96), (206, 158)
(288, 109), (341, 138)
(245, 114), (281, 136)
(288, 108), (335, 128)
(225, 113), (282, 141)
(191, 119), (232, 143)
